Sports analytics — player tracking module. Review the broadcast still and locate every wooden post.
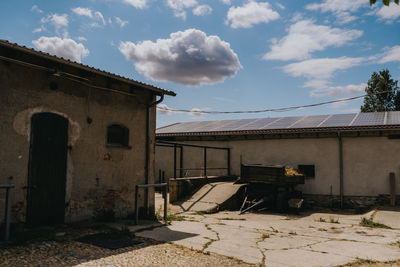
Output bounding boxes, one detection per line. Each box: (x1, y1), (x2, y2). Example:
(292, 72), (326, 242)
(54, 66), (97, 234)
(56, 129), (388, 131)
(390, 172), (396, 206)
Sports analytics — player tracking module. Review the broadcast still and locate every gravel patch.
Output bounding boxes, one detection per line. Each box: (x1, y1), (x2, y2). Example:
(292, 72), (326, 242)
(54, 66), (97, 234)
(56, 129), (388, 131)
(0, 229), (253, 267)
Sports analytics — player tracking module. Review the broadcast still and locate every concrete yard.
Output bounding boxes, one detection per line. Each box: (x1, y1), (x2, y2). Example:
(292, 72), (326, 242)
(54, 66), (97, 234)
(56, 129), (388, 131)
(137, 203), (400, 267)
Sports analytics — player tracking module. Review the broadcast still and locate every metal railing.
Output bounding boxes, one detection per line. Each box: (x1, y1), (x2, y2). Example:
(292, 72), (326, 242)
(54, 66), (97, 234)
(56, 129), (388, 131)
(135, 183), (168, 225)
(0, 184), (14, 241)
(156, 140), (231, 179)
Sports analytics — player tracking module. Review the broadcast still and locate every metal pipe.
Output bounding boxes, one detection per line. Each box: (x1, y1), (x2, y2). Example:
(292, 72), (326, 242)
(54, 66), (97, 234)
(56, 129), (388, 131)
(163, 185), (168, 222)
(204, 147), (207, 176)
(4, 187), (12, 241)
(179, 146), (183, 178)
(227, 148), (231, 176)
(338, 132), (344, 209)
(173, 144), (177, 179)
(135, 183), (168, 225)
(157, 140), (230, 150)
(135, 185), (139, 225)
(144, 94), (165, 217)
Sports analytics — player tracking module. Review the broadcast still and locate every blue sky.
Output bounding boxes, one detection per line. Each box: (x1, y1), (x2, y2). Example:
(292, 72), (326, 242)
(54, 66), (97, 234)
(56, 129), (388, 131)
(1, 0), (400, 127)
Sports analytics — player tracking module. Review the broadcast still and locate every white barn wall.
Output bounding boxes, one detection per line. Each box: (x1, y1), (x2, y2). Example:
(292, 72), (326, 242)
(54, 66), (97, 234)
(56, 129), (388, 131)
(156, 136), (400, 197)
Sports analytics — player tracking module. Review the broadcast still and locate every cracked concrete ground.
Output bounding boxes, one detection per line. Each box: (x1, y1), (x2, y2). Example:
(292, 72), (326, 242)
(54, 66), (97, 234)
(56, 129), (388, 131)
(136, 209), (400, 267)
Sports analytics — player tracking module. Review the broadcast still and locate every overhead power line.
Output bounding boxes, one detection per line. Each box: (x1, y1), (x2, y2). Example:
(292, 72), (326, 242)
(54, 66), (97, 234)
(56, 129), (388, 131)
(157, 89), (399, 114)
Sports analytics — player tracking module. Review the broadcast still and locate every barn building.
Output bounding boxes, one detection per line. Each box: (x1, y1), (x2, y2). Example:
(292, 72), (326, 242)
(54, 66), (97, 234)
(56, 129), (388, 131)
(156, 112), (400, 208)
(0, 40), (175, 226)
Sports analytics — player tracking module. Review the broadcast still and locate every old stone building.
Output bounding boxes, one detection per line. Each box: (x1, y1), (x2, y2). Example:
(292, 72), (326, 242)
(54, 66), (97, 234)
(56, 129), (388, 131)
(156, 112), (400, 207)
(0, 40), (175, 226)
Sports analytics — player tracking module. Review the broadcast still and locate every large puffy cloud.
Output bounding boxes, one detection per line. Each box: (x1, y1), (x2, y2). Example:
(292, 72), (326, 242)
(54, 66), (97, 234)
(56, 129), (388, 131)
(263, 20), (363, 61)
(378, 46), (400, 63)
(283, 57), (364, 79)
(32, 37), (89, 63)
(119, 29), (242, 86)
(226, 1), (280, 29)
(122, 0), (148, 9)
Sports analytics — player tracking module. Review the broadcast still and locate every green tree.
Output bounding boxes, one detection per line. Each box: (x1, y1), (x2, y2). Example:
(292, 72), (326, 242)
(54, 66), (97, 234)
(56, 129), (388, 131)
(360, 69), (399, 112)
(370, 0), (399, 6)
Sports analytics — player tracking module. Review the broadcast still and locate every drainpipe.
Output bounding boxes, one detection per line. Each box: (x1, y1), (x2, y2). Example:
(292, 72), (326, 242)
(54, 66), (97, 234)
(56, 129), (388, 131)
(144, 94), (164, 216)
(338, 132), (344, 209)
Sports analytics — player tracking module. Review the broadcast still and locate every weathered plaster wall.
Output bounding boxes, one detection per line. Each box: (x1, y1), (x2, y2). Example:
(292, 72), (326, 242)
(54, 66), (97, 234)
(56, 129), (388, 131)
(155, 137), (400, 197)
(0, 57), (155, 223)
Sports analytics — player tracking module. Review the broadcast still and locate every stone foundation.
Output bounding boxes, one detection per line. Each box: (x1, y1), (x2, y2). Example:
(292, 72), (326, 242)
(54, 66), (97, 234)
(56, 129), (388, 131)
(303, 194), (400, 209)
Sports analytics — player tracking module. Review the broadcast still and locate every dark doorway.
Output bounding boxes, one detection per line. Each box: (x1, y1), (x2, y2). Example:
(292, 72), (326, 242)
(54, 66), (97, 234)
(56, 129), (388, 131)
(26, 113), (68, 227)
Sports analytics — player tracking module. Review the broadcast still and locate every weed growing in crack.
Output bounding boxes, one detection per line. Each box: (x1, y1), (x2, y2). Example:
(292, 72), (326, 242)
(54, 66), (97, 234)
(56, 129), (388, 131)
(329, 217), (340, 224)
(359, 218), (391, 229)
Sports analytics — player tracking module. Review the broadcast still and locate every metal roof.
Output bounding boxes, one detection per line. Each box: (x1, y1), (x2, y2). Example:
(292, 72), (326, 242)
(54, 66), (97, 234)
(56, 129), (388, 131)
(156, 111), (400, 137)
(0, 40), (176, 96)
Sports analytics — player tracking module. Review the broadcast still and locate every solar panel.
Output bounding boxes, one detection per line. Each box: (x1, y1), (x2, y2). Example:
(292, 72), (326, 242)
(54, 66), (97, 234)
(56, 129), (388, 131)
(216, 118), (257, 131)
(319, 114), (357, 127)
(157, 122), (199, 133)
(235, 118), (278, 130)
(207, 120), (241, 131)
(262, 116), (303, 129)
(352, 112), (385, 126)
(156, 111), (400, 135)
(387, 111), (400, 125)
(289, 115), (330, 128)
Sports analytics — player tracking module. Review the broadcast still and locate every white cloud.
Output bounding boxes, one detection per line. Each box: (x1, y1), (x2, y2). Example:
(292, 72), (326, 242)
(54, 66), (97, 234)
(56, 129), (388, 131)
(376, 4), (400, 20)
(220, 0), (231, 4)
(31, 5), (43, 13)
(226, 1), (280, 29)
(122, 0), (148, 9)
(263, 20), (363, 61)
(276, 3), (285, 10)
(310, 83), (367, 98)
(193, 5), (212, 16)
(283, 57), (364, 79)
(119, 29), (242, 86)
(378, 46), (400, 63)
(306, 0), (368, 13)
(41, 13), (69, 29)
(115, 17), (129, 28)
(32, 26), (45, 33)
(167, 0), (198, 20)
(77, 36), (87, 41)
(71, 7), (93, 18)
(94, 11), (106, 25)
(306, 0), (370, 24)
(157, 104), (175, 115)
(32, 37), (89, 63)
(189, 108), (206, 117)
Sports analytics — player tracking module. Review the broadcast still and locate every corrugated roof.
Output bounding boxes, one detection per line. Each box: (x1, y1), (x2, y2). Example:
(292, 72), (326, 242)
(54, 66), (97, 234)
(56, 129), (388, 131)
(156, 111), (400, 137)
(0, 40), (176, 96)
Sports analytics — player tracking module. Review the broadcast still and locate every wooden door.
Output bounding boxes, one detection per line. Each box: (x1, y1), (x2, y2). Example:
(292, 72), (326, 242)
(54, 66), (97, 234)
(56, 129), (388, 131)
(26, 113), (68, 227)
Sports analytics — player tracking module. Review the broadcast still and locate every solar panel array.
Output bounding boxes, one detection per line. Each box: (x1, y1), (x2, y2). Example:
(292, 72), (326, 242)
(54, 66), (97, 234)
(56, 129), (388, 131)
(157, 111), (400, 134)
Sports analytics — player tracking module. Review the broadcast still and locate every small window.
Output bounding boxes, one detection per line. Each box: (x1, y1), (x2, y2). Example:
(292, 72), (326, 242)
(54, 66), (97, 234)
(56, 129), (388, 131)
(107, 124), (130, 148)
(298, 165), (315, 178)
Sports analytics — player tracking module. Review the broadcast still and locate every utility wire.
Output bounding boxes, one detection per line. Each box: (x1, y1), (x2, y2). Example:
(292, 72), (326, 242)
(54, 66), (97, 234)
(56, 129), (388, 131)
(157, 89), (399, 114)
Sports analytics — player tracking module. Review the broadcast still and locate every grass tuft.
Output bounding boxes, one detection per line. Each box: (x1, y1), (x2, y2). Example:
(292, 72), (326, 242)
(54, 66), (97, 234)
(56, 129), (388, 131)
(359, 218), (391, 229)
